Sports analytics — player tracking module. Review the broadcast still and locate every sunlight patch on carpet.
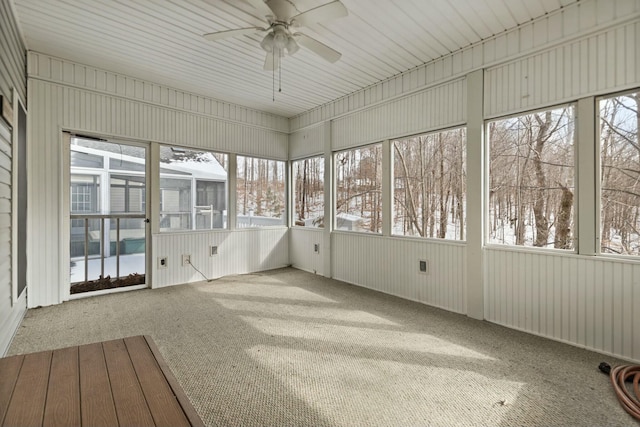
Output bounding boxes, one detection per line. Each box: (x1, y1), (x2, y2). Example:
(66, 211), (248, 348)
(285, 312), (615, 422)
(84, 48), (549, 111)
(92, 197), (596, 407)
(242, 317), (494, 360)
(247, 345), (522, 426)
(213, 299), (398, 325)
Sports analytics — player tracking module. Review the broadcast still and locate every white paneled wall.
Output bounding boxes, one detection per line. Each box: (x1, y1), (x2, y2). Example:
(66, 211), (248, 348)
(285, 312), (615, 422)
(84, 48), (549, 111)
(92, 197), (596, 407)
(485, 20), (640, 118)
(27, 53), (289, 308)
(290, 228), (325, 276)
(289, 124), (325, 160)
(291, 0), (639, 132)
(486, 249), (640, 361)
(331, 79), (466, 150)
(28, 52), (289, 134)
(153, 228), (289, 288)
(286, 0), (640, 364)
(332, 233), (467, 314)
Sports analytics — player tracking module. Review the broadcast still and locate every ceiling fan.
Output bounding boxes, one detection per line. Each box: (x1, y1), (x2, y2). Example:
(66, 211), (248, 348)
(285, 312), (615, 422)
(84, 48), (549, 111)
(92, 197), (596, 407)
(203, 0), (348, 71)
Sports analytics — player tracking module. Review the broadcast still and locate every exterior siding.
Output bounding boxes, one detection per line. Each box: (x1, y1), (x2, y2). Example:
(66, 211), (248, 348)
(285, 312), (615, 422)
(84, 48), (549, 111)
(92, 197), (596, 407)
(0, 1), (26, 103)
(0, 1), (27, 356)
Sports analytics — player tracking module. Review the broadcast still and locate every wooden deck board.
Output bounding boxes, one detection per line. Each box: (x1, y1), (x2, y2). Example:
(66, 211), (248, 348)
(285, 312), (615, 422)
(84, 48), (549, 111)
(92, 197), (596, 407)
(125, 336), (191, 427)
(0, 355), (24, 424)
(103, 339), (155, 426)
(43, 346), (81, 427)
(3, 351), (52, 427)
(0, 336), (203, 427)
(78, 343), (119, 427)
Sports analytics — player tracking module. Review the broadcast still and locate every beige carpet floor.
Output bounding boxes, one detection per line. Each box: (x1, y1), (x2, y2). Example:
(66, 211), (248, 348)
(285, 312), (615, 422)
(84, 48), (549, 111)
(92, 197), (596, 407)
(8, 268), (636, 426)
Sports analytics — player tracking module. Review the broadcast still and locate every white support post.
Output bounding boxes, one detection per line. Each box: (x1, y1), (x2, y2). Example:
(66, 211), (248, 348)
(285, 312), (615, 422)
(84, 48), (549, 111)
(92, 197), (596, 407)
(228, 154), (237, 230)
(466, 69), (485, 320)
(382, 139), (392, 237)
(577, 97), (597, 255)
(149, 143), (160, 234)
(323, 121), (333, 277)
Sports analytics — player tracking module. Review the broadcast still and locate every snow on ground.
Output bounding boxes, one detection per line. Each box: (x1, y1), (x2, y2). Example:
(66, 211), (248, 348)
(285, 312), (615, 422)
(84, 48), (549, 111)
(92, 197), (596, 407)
(70, 253), (145, 283)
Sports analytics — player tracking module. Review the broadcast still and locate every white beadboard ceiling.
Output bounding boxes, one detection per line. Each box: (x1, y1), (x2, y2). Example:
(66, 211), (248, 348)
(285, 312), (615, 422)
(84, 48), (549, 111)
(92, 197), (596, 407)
(12, 0), (577, 118)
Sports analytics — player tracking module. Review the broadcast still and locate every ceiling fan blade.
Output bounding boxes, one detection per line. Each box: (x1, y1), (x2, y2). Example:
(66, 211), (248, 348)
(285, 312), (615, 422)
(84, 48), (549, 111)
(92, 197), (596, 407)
(291, 1), (348, 27)
(203, 27), (265, 41)
(295, 33), (341, 63)
(241, 0), (273, 18)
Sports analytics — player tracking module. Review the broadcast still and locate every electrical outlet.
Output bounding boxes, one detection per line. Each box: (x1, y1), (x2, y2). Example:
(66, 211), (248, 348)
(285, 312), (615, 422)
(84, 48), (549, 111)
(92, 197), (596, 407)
(210, 245), (218, 256)
(182, 254), (191, 266)
(419, 259), (428, 274)
(158, 257), (168, 269)
(313, 243), (320, 253)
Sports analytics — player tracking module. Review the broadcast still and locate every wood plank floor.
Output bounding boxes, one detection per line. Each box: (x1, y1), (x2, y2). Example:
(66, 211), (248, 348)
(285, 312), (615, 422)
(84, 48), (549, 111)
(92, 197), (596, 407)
(0, 336), (203, 427)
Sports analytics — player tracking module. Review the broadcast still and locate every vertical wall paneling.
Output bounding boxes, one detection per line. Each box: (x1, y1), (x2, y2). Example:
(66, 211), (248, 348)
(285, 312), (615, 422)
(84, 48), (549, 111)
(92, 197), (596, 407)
(0, 0), (27, 356)
(485, 249), (640, 362)
(289, 124), (324, 160)
(286, 0), (639, 363)
(29, 53), (289, 134)
(291, 0), (639, 132)
(27, 53), (289, 307)
(484, 20), (639, 118)
(331, 79), (466, 151)
(152, 229), (289, 288)
(332, 233), (467, 314)
(290, 228), (324, 275)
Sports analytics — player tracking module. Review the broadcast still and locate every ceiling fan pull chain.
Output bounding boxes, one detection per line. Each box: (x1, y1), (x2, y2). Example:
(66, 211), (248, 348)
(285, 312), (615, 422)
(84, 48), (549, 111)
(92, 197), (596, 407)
(279, 62), (282, 93)
(272, 49), (275, 102)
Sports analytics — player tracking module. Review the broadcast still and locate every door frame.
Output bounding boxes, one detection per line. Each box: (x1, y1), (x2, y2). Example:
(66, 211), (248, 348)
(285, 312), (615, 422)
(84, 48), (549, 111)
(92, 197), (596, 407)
(61, 131), (152, 301)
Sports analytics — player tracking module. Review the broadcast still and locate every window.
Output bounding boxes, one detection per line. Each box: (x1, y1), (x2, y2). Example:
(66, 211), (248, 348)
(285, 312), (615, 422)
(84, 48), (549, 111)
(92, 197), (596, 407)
(488, 106), (575, 249)
(393, 128), (466, 239)
(236, 156), (286, 227)
(110, 175), (145, 213)
(71, 175), (100, 213)
(599, 91), (640, 256)
(159, 146), (228, 232)
(292, 157), (325, 227)
(335, 144), (382, 233)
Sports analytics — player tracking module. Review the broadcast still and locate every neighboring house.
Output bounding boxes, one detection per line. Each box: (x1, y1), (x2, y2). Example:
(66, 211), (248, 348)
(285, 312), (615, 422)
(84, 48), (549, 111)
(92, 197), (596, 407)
(70, 142), (228, 259)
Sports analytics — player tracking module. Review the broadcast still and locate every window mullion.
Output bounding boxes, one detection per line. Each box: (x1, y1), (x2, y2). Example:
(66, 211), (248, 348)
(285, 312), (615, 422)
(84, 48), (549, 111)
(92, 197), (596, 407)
(577, 96), (597, 255)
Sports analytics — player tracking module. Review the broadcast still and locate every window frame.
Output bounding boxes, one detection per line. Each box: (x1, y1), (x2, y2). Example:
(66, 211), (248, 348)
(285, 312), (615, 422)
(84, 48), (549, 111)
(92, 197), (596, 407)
(595, 88), (640, 259)
(485, 102), (577, 253)
(158, 145), (229, 233)
(235, 154), (288, 229)
(333, 142), (384, 235)
(291, 155), (325, 229)
(390, 125), (467, 242)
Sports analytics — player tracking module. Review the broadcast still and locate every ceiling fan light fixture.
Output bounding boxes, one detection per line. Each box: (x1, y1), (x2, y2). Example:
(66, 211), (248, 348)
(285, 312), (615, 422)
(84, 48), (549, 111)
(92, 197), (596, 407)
(273, 27), (288, 49)
(260, 32), (274, 52)
(286, 36), (299, 55)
